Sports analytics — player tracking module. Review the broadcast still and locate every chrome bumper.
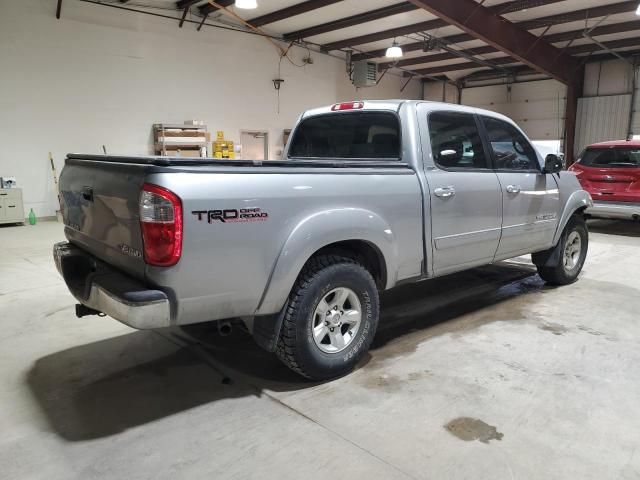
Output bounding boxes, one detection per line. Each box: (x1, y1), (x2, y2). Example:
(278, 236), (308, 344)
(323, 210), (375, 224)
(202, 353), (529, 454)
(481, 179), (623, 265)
(53, 242), (171, 329)
(586, 201), (640, 220)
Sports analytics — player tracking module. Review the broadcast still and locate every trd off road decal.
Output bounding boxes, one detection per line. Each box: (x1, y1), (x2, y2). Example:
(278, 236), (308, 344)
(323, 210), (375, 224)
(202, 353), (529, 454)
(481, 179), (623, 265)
(192, 208), (269, 223)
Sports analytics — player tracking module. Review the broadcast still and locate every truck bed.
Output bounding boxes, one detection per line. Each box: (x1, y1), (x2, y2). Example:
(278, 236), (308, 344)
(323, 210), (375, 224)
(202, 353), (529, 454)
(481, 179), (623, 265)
(60, 153), (423, 325)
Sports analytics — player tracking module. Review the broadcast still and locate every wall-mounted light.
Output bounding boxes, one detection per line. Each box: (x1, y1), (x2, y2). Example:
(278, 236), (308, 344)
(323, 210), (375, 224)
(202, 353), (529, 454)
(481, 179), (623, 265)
(236, 0), (257, 9)
(385, 41), (403, 59)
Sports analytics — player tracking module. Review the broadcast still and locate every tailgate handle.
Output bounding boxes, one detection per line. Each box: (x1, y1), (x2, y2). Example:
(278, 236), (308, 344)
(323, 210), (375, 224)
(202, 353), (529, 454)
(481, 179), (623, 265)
(81, 186), (94, 202)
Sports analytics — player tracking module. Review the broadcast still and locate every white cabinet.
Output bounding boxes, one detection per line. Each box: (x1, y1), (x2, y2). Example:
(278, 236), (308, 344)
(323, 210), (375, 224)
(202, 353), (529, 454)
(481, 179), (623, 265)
(0, 189), (25, 225)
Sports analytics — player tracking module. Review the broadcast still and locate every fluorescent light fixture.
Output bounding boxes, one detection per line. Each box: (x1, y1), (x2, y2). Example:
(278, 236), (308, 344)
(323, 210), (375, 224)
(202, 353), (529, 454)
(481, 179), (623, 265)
(235, 0), (257, 9)
(385, 42), (403, 59)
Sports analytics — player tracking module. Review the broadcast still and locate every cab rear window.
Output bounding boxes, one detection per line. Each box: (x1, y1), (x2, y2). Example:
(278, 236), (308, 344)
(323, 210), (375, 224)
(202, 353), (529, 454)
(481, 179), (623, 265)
(288, 112), (400, 160)
(579, 148), (640, 168)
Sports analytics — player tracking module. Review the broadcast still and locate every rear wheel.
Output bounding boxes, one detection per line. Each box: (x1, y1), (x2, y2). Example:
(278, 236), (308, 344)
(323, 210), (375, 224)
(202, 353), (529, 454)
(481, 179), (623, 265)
(276, 255), (379, 380)
(535, 215), (588, 285)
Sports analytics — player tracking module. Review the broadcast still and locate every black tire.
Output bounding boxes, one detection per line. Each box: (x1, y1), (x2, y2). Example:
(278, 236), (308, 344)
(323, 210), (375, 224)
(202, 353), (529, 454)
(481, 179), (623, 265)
(536, 215), (588, 285)
(276, 255), (379, 380)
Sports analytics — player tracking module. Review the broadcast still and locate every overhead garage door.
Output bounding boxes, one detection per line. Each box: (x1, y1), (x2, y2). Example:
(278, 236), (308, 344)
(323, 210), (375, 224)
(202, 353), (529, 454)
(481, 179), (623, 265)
(461, 79), (567, 141)
(574, 94), (631, 156)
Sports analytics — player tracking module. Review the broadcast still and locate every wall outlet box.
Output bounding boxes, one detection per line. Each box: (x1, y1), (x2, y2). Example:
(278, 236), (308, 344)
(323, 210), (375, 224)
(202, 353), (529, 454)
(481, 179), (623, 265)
(1, 177), (17, 188)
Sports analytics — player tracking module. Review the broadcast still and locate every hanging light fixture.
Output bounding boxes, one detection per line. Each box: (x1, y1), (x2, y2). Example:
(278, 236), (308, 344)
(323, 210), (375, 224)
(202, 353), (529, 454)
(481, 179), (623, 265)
(235, 0), (257, 9)
(385, 40), (403, 59)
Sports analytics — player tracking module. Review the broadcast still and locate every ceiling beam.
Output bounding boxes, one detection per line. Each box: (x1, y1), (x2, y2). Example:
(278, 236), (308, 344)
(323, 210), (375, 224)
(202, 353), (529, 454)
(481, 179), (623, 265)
(323, 0), (563, 51)
(409, 36), (640, 77)
(176, 0), (201, 8)
(379, 19), (640, 70)
(379, 45), (497, 70)
(247, 0), (344, 28)
(517, 1), (639, 30)
(283, 2), (417, 41)
(199, 0), (235, 16)
(351, 0), (639, 61)
(406, 0), (582, 83)
(458, 48), (640, 85)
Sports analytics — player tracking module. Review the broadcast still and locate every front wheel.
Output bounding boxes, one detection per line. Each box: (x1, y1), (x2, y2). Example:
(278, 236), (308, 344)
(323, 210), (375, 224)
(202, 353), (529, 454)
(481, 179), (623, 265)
(535, 215), (588, 285)
(276, 255), (379, 380)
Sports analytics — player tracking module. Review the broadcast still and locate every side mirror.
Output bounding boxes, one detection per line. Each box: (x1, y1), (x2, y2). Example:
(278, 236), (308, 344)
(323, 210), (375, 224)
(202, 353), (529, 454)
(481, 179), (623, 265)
(544, 154), (563, 174)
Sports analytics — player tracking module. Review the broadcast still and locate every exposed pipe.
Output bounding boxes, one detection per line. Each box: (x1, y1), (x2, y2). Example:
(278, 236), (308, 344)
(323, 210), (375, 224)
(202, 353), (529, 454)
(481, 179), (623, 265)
(56, 0), (63, 19)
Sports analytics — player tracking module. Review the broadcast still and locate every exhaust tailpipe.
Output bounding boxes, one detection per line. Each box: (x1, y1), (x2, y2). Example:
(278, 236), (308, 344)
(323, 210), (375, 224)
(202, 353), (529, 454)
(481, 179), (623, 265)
(75, 304), (103, 318)
(217, 320), (232, 336)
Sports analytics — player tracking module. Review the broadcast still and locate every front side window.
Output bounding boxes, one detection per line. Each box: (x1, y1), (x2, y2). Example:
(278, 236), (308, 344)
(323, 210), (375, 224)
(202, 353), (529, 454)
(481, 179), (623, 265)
(579, 148), (640, 168)
(428, 111), (489, 170)
(482, 116), (539, 171)
(288, 112), (400, 160)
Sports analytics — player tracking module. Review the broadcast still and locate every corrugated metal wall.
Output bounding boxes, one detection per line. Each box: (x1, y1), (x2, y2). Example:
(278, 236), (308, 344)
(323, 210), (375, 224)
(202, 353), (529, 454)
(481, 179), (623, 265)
(574, 94), (631, 155)
(460, 79), (567, 140)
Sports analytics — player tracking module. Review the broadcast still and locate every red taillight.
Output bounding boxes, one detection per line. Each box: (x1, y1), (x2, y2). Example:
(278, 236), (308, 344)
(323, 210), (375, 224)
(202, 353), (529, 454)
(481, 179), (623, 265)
(331, 101), (364, 111)
(139, 183), (182, 267)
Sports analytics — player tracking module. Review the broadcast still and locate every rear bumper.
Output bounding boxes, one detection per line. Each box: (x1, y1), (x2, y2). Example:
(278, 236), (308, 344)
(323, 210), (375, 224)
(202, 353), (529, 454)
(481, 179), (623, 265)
(586, 201), (640, 220)
(53, 242), (171, 329)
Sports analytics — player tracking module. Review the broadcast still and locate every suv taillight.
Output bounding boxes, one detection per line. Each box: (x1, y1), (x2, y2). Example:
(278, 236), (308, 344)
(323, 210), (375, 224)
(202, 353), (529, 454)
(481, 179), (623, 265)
(139, 183), (182, 266)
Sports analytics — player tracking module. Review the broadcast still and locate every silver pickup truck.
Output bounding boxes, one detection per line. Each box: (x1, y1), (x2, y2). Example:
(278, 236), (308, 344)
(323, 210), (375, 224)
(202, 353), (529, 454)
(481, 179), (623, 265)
(54, 100), (592, 380)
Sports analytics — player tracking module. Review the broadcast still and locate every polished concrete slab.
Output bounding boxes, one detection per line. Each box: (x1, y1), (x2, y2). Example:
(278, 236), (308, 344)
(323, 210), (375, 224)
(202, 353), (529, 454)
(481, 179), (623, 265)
(1, 219), (639, 479)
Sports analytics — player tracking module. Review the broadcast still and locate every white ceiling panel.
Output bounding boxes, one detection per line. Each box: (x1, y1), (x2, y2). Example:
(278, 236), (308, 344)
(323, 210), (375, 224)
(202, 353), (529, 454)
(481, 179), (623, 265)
(504, 0), (623, 22)
(303, 10), (437, 45)
(256, 0), (424, 36)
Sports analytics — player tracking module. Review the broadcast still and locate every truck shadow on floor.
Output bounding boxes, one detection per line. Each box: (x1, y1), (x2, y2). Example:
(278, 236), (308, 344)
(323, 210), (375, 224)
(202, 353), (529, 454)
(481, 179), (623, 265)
(587, 219), (640, 237)
(28, 261), (545, 441)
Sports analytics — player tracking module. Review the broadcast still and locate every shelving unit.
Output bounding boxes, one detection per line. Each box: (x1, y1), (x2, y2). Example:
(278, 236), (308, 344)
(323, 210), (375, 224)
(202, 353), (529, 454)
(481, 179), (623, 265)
(153, 123), (209, 157)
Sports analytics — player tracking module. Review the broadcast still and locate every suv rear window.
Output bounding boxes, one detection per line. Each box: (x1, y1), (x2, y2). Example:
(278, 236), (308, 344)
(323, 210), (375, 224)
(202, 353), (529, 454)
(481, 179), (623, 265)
(288, 112), (400, 160)
(579, 147), (640, 168)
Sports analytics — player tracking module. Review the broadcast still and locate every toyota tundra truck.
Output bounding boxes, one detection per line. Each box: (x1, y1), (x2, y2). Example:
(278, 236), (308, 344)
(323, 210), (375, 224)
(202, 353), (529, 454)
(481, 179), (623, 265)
(54, 100), (592, 380)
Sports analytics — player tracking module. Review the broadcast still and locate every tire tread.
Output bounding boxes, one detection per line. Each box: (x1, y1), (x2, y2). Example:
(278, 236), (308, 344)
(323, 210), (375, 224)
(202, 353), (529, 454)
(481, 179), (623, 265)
(275, 254), (368, 379)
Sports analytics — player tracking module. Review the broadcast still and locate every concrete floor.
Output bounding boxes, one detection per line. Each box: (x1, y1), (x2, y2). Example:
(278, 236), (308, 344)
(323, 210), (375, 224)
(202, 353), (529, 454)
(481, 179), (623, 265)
(1, 220), (640, 479)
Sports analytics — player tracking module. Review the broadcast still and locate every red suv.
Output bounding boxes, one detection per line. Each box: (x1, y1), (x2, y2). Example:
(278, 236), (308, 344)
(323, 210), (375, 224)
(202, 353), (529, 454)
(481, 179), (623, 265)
(568, 140), (640, 220)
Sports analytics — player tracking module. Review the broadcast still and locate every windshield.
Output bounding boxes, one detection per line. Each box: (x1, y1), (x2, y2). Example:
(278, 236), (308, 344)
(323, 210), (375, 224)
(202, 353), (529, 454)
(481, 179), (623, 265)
(579, 147), (640, 168)
(288, 112), (400, 160)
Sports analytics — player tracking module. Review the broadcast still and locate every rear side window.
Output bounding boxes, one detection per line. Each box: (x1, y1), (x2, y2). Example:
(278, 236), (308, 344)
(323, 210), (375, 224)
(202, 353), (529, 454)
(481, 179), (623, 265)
(288, 112), (400, 160)
(428, 111), (489, 170)
(579, 148), (640, 167)
(482, 116), (539, 171)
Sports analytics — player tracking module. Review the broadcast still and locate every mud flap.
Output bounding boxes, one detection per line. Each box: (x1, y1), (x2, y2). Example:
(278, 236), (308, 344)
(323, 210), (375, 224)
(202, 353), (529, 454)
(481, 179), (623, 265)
(252, 305), (287, 352)
(532, 235), (563, 267)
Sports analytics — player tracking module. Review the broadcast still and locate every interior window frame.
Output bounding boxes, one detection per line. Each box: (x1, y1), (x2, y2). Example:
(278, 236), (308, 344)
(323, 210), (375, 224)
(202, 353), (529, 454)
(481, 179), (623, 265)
(286, 110), (403, 162)
(426, 110), (494, 173)
(478, 115), (543, 174)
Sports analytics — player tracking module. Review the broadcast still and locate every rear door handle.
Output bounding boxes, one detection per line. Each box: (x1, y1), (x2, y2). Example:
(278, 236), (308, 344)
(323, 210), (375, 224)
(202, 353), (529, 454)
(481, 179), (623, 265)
(434, 186), (456, 198)
(506, 184), (521, 194)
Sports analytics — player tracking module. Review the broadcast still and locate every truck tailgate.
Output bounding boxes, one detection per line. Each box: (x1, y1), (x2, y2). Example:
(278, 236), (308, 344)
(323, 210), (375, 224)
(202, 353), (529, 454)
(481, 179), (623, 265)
(59, 158), (147, 279)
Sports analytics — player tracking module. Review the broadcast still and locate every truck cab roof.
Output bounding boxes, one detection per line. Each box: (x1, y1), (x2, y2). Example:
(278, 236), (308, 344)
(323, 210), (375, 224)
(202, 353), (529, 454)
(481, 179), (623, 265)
(301, 99), (516, 126)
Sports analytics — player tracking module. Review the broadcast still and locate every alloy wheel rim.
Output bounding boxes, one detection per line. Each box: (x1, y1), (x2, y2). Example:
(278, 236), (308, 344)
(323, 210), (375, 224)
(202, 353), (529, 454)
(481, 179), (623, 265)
(563, 231), (582, 271)
(312, 287), (362, 354)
